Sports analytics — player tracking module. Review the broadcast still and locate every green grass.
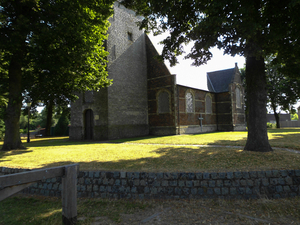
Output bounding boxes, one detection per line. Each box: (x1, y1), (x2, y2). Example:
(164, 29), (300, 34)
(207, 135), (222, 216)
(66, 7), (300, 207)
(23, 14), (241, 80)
(0, 196), (149, 224)
(111, 128), (300, 149)
(1, 195), (300, 224)
(0, 128), (300, 172)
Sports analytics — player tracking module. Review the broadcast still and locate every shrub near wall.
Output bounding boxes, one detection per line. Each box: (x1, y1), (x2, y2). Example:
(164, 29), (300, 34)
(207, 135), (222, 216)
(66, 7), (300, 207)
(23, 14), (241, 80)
(1, 167), (300, 199)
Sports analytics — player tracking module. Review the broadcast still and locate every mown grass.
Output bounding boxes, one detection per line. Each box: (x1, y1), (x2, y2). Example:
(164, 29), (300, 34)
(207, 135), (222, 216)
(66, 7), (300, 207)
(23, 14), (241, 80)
(111, 128), (300, 149)
(0, 196), (149, 224)
(1, 129), (300, 224)
(0, 128), (300, 172)
(1, 195), (300, 224)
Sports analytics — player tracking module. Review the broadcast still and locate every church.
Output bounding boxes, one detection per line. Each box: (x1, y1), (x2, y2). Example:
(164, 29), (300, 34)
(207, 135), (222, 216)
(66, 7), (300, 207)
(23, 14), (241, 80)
(70, 3), (246, 141)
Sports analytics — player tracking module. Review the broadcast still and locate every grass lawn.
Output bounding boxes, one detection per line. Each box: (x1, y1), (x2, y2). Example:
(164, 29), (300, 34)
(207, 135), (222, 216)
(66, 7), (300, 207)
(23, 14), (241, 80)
(1, 195), (299, 224)
(1, 129), (300, 224)
(0, 128), (300, 172)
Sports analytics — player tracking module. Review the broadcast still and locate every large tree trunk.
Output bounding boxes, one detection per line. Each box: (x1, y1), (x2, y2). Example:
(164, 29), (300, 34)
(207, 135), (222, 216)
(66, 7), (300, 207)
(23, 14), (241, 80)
(244, 56), (273, 152)
(45, 101), (54, 136)
(1, 54), (25, 151)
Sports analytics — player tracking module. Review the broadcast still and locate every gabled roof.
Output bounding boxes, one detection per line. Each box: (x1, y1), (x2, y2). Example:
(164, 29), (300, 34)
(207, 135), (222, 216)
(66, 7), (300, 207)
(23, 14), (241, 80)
(207, 67), (235, 93)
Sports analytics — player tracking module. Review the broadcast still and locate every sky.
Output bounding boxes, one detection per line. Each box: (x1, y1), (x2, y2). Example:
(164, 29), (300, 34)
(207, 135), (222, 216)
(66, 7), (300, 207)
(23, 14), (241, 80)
(148, 33), (246, 90)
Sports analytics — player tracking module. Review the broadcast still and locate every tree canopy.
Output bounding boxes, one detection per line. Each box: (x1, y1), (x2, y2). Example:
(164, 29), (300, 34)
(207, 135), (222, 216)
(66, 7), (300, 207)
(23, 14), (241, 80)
(0, 0), (115, 150)
(266, 56), (300, 128)
(121, 0), (300, 152)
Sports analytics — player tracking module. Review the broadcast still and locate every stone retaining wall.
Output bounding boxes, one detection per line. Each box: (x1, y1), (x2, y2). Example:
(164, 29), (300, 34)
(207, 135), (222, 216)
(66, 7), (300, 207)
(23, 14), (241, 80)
(1, 167), (300, 200)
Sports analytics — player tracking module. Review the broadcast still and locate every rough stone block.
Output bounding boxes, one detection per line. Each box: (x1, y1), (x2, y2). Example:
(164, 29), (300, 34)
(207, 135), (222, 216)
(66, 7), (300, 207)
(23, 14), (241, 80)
(161, 180), (169, 187)
(198, 188), (204, 195)
(191, 188), (197, 195)
(262, 179), (269, 186)
(207, 188), (214, 195)
(272, 170), (279, 177)
(216, 180), (223, 187)
(234, 172), (242, 179)
(219, 172), (226, 179)
(285, 176), (293, 185)
(283, 186), (291, 192)
(222, 187), (229, 195)
(115, 179), (121, 186)
(257, 171), (265, 178)
(164, 173), (171, 179)
(242, 172), (249, 179)
(280, 170), (288, 177)
(249, 171), (257, 178)
(245, 187), (252, 195)
(203, 173), (210, 179)
(186, 181), (193, 188)
(195, 173), (203, 179)
(201, 181), (208, 187)
(240, 179), (247, 186)
(270, 178), (278, 185)
(133, 179), (140, 186)
(209, 181), (216, 188)
(227, 172), (233, 179)
(178, 180), (185, 187)
(171, 173), (179, 179)
(193, 180), (200, 187)
(174, 187), (182, 195)
(169, 180), (177, 187)
(183, 188), (190, 195)
(265, 171), (272, 178)
(188, 173), (195, 180)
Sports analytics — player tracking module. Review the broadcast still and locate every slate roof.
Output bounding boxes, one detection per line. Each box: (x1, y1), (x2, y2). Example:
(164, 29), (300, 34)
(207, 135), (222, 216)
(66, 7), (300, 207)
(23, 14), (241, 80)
(207, 68), (235, 93)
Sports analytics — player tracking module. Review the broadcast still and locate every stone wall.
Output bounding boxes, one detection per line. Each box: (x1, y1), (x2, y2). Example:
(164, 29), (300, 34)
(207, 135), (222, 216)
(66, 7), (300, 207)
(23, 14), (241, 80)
(1, 167), (299, 200)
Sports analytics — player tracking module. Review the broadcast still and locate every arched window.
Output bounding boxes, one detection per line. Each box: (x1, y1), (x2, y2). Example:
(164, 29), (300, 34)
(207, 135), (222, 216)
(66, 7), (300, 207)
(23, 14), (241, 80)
(236, 87), (242, 108)
(158, 90), (170, 113)
(205, 94), (212, 114)
(186, 92), (194, 113)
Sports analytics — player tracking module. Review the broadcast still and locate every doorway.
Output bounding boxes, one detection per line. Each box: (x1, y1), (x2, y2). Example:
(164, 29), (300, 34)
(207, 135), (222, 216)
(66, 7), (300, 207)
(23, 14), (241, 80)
(84, 109), (94, 140)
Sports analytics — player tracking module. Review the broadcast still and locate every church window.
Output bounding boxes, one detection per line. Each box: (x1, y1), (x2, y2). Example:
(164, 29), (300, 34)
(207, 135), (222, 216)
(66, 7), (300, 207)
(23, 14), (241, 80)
(186, 92), (194, 113)
(128, 32), (133, 41)
(158, 91), (170, 113)
(84, 91), (94, 103)
(205, 94), (212, 114)
(236, 87), (241, 108)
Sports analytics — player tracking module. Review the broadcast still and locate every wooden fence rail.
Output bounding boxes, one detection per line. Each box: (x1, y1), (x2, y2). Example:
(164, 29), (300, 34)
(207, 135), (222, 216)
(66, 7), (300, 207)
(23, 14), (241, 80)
(0, 164), (79, 225)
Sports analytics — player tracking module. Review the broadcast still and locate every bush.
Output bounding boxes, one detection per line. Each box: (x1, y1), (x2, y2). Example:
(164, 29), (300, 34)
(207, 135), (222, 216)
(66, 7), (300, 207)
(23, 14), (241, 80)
(267, 122), (275, 128)
(0, 120), (4, 140)
(54, 112), (69, 136)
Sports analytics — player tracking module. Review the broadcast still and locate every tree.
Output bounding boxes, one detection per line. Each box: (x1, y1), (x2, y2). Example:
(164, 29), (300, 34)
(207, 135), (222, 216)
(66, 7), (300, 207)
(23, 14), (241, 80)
(266, 57), (300, 128)
(121, 0), (300, 152)
(54, 107), (70, 136)
(0, 0), (114, 150)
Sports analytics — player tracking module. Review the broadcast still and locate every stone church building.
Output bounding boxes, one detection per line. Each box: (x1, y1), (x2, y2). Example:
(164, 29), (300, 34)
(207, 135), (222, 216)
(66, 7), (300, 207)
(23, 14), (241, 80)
(70, 3), (246, 141)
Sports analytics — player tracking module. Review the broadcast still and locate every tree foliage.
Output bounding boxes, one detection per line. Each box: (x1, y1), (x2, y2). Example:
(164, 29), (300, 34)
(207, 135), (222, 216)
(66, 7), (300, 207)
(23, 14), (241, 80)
(0, 0), (115, 150)
(266, 56), (300, 128)
(121, 0), (300, 152)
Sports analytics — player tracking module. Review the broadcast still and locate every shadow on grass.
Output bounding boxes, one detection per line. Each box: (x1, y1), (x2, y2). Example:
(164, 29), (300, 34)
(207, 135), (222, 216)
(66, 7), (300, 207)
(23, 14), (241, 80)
(35, 144), (300, 173)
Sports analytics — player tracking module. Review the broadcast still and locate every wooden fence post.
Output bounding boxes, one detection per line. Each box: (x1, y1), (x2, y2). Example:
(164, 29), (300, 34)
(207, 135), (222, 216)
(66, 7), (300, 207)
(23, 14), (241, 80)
(62, 164), (79, 225)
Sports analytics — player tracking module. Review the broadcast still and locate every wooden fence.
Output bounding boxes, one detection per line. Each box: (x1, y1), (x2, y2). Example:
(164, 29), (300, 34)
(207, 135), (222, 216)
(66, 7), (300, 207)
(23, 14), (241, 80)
(0, 164), (79, 225)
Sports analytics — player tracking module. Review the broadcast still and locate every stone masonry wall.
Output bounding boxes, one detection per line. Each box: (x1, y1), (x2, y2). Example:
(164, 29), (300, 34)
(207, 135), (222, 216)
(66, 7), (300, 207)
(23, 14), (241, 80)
(1, 167), (300, 200)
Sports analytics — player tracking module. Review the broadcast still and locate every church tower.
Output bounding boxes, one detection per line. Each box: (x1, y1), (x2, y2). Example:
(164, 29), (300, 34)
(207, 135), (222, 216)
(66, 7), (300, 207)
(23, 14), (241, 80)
(70, 3), (149, 140)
